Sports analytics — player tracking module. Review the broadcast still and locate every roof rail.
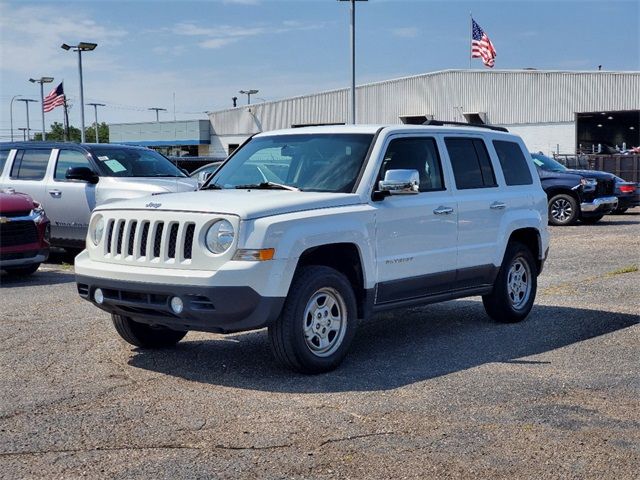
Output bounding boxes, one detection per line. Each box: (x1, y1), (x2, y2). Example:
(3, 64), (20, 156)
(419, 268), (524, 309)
(423, 119), (509, 132)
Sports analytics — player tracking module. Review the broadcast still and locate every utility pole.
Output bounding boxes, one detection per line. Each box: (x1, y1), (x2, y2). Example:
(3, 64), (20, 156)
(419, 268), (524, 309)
(148, 107), (167, 122)
(339, 0), (367, 124)
(87, 102), (105, 143)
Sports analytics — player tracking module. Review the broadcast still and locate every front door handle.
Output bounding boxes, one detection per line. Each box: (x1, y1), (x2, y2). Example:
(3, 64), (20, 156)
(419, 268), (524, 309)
(490, 201), (506, 210)
(49, 190), (62, 198)
(433, 206), (454, 215)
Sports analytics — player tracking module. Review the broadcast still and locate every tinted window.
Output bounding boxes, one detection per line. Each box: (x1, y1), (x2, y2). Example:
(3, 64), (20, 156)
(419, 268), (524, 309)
(445, 138), (497, 189)
(10, 149), (50, 180)
(379, 137), (445, 192)
(0, 149), (10, 174)
(493, 141), (533, 186)
(55, 150), (91, 180)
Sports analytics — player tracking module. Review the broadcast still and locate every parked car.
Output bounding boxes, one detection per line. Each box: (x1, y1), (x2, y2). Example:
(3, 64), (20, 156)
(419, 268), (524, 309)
(190, 161), (223, 189)
(0, 143), (197, 249)
(530, 152), (617, 225)
(611, 175), (640, 214)
(76, 123), (549, 373)
(0, 190), (50, 276)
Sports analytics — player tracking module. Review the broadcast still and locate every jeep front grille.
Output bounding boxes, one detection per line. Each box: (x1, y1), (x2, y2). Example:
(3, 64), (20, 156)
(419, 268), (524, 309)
(105, 218), (196, 262)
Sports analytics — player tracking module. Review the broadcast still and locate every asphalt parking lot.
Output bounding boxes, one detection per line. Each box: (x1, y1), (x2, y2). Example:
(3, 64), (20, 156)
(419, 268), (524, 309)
(1, 214), (639, 479)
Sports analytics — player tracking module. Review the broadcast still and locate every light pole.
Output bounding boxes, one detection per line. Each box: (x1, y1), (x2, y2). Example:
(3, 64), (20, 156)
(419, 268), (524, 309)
(9, 94), (22, 142)
(87, 103), (105, 143)
(148, 107), (167, 122)
(18, 128), (28, 141)
(61, 42), (98, 143)
(29, 77), (54, 141)
(338, 0), (367, 124)
(17, 98), (38, 141)
(239, 89), (259, 105)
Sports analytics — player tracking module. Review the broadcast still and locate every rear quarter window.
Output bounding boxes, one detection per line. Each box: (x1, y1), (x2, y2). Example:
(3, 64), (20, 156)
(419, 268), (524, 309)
(493, 140), (533, 186)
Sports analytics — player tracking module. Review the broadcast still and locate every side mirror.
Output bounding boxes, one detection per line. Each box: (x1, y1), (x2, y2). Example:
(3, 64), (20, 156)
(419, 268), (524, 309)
(66, 166), (98, 184)
(378, 169), (420, 195)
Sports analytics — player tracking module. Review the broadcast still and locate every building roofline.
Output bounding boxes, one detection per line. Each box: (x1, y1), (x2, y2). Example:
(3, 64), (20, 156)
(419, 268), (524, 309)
(209, 68), (640, 116)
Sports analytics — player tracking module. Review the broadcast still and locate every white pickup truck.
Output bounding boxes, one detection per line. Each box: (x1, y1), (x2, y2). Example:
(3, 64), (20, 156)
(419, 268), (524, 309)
(75, 124), (549, 373)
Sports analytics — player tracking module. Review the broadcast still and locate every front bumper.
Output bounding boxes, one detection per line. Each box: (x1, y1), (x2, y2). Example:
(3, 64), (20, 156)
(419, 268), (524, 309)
(76, 274), (285, 334)
(0, 248), (49, 268)
(580, 196), (618, 214)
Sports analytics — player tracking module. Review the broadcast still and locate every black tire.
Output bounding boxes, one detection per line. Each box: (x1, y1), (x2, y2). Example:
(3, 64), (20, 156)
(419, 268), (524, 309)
(4, 263), (40, 276)
(483, 242), (537, 323)
(112, 314), (187, 348)
(268, 266), (357, 374)
(548, 193), (579, 226)
(580, 214), (604, 224)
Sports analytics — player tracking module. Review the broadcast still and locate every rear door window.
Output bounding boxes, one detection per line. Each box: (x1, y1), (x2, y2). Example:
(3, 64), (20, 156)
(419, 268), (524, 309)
(493, 140), (533, 186)
(10, 149), (51, 180)
(445, 138), (497, 189)
(55, 150), (91, 181)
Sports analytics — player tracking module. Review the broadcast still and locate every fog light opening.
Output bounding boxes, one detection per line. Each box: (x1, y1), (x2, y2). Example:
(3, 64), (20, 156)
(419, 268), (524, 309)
(170, 296), (184, 314)
(94, 288), (104, 305)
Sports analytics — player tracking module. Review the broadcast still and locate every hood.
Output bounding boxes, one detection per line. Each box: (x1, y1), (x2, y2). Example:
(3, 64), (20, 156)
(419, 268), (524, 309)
(95, 189), (363, 220)
(537, 168), (582, 183)
(0, 191), (36, 214)
(98, 176), (197, 193)
(564, 169), (615, 181)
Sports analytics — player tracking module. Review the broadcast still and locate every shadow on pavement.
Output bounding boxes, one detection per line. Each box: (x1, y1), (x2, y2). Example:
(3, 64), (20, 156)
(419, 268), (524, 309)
(128, 300), (639, 393)
(0, 268), (75, 288)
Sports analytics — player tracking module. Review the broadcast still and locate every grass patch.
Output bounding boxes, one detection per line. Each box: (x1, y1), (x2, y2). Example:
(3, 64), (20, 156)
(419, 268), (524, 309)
(607, 265), (638, 276)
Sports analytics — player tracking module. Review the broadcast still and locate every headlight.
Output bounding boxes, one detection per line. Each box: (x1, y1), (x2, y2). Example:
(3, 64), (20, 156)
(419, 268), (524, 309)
(580, 178), (598, 187)
(205, 219), (235, 254)
(90, 215), (105, 246)
(31, 201), (45, 217)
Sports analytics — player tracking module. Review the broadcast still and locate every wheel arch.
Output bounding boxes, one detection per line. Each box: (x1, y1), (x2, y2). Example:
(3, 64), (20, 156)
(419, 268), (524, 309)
(506, 228), (543, 274)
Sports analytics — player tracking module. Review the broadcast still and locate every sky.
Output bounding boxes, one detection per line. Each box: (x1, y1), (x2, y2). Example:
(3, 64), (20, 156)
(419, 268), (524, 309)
(0, 0), (638, 140)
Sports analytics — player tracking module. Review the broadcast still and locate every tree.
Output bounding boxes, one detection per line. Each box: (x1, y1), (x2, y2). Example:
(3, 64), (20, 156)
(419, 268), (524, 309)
(33, 122), (108, 143)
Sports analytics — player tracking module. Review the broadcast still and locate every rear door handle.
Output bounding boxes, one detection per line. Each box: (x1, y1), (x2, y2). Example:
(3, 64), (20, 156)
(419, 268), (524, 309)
(49, 190), (62, 198)
(433, 206), (454, 215)
(490, 201), (506, 210)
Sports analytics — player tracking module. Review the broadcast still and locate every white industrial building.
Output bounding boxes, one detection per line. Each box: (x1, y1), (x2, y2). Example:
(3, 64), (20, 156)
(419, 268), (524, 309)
(207, 69), (640, 158)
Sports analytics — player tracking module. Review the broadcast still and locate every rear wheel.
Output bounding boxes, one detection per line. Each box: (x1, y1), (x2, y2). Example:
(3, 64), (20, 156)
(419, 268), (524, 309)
(4, 263), (40, 276)
(483, 242), (537, 323)
(580, 214), (604, 224)
(112, 314), (187, 348)
(268, 266), (357, 374)
(548, 194), (578, 226)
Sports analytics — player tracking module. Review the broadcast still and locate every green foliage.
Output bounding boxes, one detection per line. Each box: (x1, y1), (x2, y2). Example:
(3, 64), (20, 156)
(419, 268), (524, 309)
(33, 122), (109, 143)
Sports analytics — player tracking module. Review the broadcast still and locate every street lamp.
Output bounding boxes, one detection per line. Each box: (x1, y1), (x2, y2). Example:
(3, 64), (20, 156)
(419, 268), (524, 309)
(338, 0), (367, 124)
(87, 103), (106, 143)
(61, 42), (98, 143)
(148, 107), (167, 122)
(17, 98), (38, 141)
(29, 77), (54, 141)
(239, 89), (259, 105)
(9, 95), (22, 142)
(18, 128), (28, 141)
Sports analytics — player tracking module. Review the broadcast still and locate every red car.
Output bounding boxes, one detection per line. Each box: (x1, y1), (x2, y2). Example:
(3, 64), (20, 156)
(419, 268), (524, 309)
(0, 191), (50, 276)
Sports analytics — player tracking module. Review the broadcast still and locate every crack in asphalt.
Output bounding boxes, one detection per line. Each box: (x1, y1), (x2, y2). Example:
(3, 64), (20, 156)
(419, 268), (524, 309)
(318, 431), (396, 447)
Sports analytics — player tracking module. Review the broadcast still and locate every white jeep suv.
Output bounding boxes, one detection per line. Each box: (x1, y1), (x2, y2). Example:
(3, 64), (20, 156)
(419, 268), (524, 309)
(75, 124), (549, 373)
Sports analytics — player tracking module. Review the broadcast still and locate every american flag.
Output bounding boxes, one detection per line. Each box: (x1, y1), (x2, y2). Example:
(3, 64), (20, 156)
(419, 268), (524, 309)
(471, 19), (497, 68)
(43, 82), (65, 112)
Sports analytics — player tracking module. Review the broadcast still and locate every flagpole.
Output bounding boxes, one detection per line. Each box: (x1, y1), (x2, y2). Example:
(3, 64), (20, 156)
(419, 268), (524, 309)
(469, 12), (472, 69)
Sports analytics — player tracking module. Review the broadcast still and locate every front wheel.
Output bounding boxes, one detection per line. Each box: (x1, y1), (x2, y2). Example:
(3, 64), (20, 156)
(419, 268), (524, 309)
(548, 193), (578, 226)
(112, 314), (187, 348)
(268, 266), (357, 374)
(483, 242), (537, 323)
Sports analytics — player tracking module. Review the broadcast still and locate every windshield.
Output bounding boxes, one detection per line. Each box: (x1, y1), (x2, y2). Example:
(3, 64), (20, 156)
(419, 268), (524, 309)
(530, 152), (567, 172)
(208, 133), (374, 192)
(90, 147), (186, 178)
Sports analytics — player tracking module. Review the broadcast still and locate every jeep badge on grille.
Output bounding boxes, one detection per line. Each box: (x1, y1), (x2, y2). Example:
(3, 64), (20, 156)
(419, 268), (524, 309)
(145, 202), (161, 208)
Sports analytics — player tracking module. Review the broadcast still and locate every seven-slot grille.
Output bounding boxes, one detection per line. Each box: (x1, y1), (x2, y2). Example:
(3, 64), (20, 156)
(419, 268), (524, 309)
(105, 218), (196, 261)
(0, 220), (38, 247)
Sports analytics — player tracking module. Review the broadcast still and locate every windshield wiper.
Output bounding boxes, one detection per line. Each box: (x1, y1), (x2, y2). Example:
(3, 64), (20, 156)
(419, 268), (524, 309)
(235, 182), (300, 191)
(202, 182), (223, 190)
